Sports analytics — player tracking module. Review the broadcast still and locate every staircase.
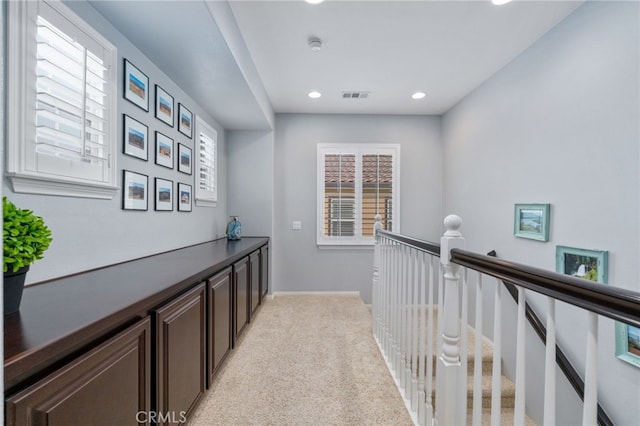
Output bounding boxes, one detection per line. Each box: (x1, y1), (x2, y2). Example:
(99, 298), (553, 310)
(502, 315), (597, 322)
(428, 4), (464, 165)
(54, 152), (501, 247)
(424, 311), (533, 425)
(460, 323), (534, 425)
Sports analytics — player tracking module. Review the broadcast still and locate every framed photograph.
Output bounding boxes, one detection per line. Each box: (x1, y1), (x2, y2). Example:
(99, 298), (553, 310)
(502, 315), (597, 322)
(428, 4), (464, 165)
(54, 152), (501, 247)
(123, 115), (148, 160)
(514, 203), (550, 241)
(178, 143), (192, 175)
(177, 183), (192, 212)
(155, 85), (174, 126)
(123, 59), (149, 111)
(178, 103), (193, 138)
(616, 323), (640, 368)
(155, 132), (174, 169)
(155, 178), (173, 211)
(556, 246), (608, 284)
(122, 170), (148, 211)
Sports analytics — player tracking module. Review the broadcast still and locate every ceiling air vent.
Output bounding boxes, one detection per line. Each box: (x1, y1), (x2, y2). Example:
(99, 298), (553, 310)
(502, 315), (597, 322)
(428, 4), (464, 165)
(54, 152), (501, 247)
(342, 91), (370, 99)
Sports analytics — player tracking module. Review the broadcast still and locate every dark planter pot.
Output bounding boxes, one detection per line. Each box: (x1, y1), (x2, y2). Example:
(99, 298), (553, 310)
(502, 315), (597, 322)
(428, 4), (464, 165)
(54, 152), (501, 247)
(4, 266), (29, 315)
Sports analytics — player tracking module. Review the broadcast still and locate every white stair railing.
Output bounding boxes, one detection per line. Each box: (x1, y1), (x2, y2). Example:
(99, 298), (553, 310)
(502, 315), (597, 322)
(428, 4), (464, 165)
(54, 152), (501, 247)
(372, 214), (635, 426)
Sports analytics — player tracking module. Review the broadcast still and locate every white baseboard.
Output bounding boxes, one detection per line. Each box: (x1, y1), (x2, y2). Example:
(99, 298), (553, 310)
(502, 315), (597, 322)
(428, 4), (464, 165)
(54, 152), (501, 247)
(264, 294), (275, 301)
(273, 291), (361, 297)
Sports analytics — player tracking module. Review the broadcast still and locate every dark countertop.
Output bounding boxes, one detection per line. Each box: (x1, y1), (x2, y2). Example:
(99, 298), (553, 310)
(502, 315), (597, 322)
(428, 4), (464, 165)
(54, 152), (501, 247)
(4, 237), (268, 392)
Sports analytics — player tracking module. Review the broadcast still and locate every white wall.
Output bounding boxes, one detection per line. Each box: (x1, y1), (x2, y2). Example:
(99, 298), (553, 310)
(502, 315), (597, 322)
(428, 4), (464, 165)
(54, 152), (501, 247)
(273, 114), (442, 303)
(2, 1), (228, 284)
(442, 2), (639, 424)
(227, 130), (274, 238)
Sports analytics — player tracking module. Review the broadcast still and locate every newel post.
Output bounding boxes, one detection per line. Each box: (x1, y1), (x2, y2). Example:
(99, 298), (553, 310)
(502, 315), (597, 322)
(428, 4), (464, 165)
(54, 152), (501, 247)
(372, 214), (382, 335)
(437, 215), (465, 425)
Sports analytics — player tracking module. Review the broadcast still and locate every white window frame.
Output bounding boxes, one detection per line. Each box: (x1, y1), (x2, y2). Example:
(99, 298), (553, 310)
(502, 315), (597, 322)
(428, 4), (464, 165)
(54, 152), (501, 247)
(6, 0), (118, 199)
(194, 115), (218, 207)
(317, 143), (400, 246)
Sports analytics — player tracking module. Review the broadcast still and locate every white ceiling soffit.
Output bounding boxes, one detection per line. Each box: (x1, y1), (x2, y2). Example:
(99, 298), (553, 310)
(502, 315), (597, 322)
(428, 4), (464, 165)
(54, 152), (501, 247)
(230, 0), (583, 115)
(88, 0), (274, 130)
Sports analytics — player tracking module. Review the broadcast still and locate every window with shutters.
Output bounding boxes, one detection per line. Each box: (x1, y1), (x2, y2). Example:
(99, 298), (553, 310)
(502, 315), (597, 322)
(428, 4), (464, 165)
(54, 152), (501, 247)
(6, 0), (117, 198)
(317, 144), (400, 245)
(194, 116), (218, 206)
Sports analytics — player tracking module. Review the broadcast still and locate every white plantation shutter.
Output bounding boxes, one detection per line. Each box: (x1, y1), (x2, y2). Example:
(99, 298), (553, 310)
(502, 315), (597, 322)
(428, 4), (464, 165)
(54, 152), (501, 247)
(195, 116), (218, 206)
(317, 144), (399, 245)
(361, 153), (394, 236)
(324, 154), (356, 237)
(7, 0), (117, 198)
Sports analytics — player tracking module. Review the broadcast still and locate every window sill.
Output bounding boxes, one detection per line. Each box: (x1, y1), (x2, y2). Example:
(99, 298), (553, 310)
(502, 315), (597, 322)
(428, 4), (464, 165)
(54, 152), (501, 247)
(8, 174), (118, 199)
(195, 198), (218, 208)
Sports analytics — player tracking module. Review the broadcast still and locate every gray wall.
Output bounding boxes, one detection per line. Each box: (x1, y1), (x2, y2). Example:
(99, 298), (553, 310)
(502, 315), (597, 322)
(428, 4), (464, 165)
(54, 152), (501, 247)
(273, 114), (443, 303)
(442, 2), (639, 424)
(227, 130), (274, 238)
(2, 1), (228, 284)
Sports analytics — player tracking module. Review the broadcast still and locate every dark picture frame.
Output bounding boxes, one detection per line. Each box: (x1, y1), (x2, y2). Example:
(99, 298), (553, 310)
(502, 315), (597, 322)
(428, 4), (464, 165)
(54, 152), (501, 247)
(123, 114), (148, 161)
(123, 59), (149, 111)
(178, 103), (193, 138)
(178, 143), (192, 175)
(122, 170), (148, 211)
(177, 183), (192, 212)
(155, 85), (174, 127)
(155, 178), (173, 211)
(155, 131), (174, 169)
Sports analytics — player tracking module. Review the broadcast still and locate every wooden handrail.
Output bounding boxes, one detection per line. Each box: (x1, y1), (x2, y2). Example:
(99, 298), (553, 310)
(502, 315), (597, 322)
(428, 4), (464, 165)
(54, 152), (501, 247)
(450, 248), (640, 328)
(376, 229), (441, 257)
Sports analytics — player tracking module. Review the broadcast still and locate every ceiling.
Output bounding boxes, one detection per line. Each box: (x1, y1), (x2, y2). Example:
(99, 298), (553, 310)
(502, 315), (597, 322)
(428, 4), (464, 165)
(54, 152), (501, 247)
(89, 0), (583, 130)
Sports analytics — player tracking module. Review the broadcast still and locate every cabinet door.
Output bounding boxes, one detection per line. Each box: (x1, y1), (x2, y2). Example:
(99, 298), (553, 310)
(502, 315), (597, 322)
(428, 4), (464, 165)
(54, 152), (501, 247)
(207, 267), (231, 386)
(233, 257), (249, 344)
(249, 251), (260, 316)
(6, 318), (151, 426)
(260, 245), (269, 301)
(155, 283), (206, 426)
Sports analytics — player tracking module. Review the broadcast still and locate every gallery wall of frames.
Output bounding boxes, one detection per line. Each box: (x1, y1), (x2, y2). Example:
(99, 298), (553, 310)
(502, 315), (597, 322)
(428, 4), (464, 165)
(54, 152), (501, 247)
(122, 59), (195, 213)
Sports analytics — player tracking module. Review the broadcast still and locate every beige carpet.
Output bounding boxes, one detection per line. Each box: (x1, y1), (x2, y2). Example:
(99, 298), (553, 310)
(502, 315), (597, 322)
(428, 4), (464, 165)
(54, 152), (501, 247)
(190, 295), (413, 426)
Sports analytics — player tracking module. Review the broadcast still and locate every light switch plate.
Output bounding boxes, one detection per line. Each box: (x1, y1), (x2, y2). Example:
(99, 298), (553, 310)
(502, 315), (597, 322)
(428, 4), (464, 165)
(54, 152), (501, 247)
(292, 221), (302, 230)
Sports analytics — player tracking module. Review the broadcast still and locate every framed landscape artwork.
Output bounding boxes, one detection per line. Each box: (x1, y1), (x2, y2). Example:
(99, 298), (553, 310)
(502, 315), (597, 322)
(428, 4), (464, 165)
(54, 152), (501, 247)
(178, 143), (192, 175)
(155, 132), (174, 169)
(122, 170), (148, 211)
(178, 103), (192, 138)
(155, 178), (173, 211)
(556, 246), (608, 284)
(123, 115), (148, 161)
(155, 85), (174, 126)
(177, 183), (192, 212)
(616, 322), (640, 369)
(123, 59), (149, 111)
(514, 203), (550, 241)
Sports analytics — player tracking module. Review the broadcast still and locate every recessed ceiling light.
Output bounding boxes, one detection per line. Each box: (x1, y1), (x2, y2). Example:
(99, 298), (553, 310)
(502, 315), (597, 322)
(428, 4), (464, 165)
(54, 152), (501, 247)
(308, 91), (322, 99)
(491, 0), (512, 5)
(305, 0), (325, 4)
(412, 92), (426, 100)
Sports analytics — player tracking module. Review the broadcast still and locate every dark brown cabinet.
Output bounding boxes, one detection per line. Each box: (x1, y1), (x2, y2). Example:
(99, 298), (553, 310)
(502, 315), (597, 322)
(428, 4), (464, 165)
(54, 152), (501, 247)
(207, 267), (232, 386)
(260, 245), (269, 302)
(5, 239), (269, 426)
(155, 283), (206, 425)
(233, 257), (249, 344)
(6, 318), (151, 426)
(250, 250), (260, 315)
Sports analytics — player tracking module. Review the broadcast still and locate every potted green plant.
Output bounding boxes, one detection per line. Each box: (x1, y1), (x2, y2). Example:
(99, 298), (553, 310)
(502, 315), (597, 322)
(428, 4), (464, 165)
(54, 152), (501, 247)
(3, 197), (52, 314)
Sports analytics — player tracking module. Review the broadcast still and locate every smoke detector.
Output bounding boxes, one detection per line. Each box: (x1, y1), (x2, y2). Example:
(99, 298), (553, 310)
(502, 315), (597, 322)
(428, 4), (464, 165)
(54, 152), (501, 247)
(308, 37), (322, 52)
